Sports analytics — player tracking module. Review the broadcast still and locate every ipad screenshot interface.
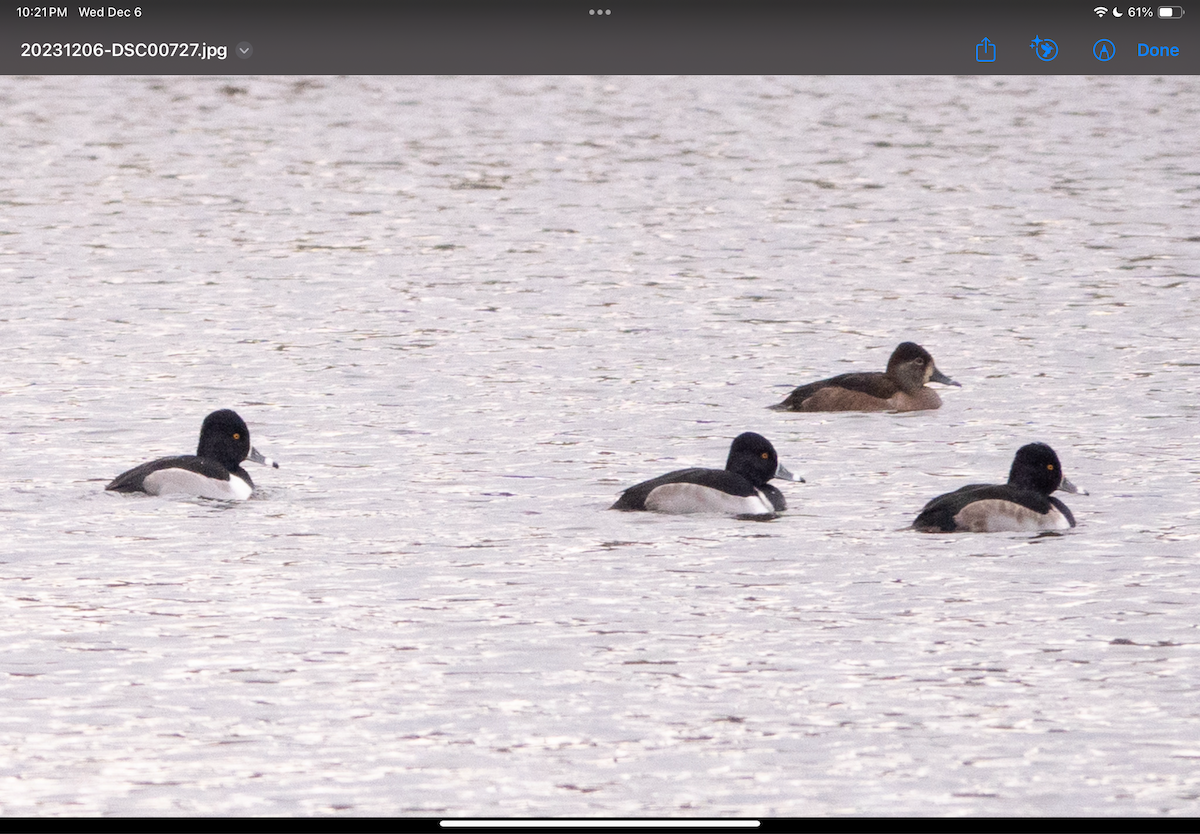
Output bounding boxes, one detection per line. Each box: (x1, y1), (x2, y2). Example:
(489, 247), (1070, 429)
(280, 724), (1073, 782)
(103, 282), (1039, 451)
(3, 1), (1198, 825)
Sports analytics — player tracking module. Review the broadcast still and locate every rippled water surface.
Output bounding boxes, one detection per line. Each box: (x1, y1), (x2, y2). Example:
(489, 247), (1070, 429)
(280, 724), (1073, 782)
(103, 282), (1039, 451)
(1, 76), (1199, 816)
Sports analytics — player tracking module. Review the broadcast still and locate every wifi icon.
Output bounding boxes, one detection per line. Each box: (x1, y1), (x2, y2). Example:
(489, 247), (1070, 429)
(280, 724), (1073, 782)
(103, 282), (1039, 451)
(1094, 6), (1108, 15)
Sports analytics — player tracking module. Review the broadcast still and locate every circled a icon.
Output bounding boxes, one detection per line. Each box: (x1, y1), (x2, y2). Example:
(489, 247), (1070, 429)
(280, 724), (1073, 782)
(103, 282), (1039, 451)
(1030, 36), (1057, 61)
(1093, 39), (1115, 61)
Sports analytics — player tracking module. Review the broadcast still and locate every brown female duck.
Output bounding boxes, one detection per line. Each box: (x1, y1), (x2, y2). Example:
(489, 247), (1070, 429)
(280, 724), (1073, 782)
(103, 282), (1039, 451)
(770, 342), (959, 412)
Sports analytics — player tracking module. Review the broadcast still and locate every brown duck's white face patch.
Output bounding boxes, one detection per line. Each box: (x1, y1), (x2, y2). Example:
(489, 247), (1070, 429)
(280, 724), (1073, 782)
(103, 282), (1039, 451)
(953, 499), (1071, 533)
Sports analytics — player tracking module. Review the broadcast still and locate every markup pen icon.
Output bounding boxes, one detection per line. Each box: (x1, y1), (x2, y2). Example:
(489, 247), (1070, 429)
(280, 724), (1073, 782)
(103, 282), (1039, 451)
(976, 37), (997, 62)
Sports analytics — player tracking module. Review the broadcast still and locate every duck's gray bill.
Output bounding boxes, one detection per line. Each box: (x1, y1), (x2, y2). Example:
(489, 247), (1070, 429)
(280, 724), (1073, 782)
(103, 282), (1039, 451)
(249, 447), (280, 469)
(774, 462), (804, 483)
(1058, 476), (1086, 495)
(930, 368), (962, 387)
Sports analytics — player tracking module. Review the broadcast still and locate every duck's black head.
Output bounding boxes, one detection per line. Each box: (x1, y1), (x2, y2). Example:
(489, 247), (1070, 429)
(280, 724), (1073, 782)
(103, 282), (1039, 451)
(725, 432), (797, 486)
(1008, 442), (1082, 496)
(196, 409), (253, 469)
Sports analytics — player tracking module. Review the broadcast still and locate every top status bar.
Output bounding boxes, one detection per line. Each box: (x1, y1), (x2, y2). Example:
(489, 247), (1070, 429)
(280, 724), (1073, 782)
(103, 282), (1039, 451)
(6, 1), (1197, 74)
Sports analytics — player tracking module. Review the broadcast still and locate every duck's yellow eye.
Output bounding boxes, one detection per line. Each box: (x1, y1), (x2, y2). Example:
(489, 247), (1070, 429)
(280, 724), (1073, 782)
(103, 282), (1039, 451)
(1047, 464), (1054, 470)
(761, 452), (769, 459)
(233, 433), (241, 440)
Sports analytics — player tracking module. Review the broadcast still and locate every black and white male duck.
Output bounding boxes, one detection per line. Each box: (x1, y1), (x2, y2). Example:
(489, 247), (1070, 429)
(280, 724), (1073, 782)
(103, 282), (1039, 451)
(611, 432), (801, 516)
(106, 409), (277, 500)
(913, 442), (1085, 533)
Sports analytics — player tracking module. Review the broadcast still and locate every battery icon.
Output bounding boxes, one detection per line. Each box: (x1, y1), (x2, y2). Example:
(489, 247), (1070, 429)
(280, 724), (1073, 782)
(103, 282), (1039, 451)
(1158, 6), (1184, 17)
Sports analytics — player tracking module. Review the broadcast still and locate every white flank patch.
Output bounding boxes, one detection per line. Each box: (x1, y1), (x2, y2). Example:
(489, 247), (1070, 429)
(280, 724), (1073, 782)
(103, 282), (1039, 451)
(644, 483), (774, 515)
(954, 499), (1070, 533)
(142, 468), (253, 501)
